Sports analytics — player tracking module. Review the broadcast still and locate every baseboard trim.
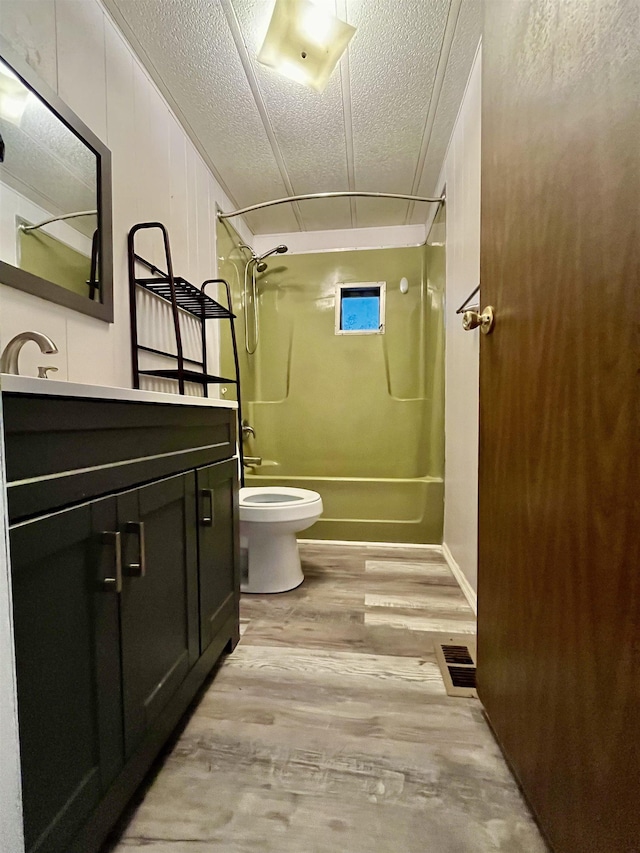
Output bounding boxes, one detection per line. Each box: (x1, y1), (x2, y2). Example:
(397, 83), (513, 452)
(297, 538), (442, 549)
(442, 542), (478, 614)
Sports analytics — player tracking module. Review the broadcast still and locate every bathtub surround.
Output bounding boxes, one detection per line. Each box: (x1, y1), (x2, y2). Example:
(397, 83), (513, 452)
(218, 219), (445, 544)
(108, 542), (545, 852)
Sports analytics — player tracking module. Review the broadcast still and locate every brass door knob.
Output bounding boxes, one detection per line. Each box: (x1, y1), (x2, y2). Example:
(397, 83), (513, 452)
(462, 306), (495, 334)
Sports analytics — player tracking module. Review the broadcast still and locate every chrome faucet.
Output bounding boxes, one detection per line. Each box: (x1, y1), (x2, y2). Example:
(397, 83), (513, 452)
(241, 420), (256, 442)
(0, 332), (59, 375)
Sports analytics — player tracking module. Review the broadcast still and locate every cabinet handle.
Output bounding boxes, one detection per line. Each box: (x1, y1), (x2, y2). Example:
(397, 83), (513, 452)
(102, 531), (122, 593)
(200, 489), (214, 527)
(124, 521), (146, 577)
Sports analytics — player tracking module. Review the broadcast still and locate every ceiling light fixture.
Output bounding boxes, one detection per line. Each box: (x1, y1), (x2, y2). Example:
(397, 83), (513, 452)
(257, 0), (356, 93)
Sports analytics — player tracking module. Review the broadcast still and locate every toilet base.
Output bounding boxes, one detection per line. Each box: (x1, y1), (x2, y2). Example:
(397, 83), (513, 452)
(240, 526), (304, 594)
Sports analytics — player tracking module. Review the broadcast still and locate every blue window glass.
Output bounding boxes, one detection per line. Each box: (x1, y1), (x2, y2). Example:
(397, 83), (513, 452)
(340, 287), (380, 331)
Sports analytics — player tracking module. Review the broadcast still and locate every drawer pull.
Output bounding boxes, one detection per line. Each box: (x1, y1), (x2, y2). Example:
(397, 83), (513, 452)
(201, 489), (214, 527)
(102, 531), (122, 593)
(124, 521), (146, 577)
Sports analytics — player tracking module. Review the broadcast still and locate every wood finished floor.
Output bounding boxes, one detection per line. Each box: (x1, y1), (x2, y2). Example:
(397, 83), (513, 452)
(107, 543), (547, 852)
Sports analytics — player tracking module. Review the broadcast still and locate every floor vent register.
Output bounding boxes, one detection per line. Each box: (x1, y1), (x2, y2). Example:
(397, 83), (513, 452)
(434, 635), (478, 698)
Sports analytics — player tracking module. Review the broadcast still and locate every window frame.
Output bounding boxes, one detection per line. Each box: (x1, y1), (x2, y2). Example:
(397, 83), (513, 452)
(334, 281), (386, 336)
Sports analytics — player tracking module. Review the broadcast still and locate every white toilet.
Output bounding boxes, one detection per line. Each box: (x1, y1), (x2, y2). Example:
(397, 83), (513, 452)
(239, 486), (323, 593)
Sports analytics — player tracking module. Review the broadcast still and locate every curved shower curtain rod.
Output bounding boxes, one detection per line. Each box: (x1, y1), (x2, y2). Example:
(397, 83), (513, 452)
(217, 191), (445, 221)
(19, 210), (98, 233)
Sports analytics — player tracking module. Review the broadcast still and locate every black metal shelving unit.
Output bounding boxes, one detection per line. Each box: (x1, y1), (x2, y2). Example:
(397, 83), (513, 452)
(128, 221), (245, 477)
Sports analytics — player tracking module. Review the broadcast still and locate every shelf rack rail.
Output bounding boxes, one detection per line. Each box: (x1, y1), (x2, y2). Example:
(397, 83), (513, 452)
(128, 222), (245, 479)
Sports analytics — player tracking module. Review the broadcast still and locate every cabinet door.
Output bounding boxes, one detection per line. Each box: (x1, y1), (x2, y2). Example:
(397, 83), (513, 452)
(197, 458), (239, 653)
(10, 497), (123, 853)
(118, 472), (199, 756)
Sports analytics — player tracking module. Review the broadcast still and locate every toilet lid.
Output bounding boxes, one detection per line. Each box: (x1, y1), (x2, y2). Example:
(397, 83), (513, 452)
(239, 486), (321, 507)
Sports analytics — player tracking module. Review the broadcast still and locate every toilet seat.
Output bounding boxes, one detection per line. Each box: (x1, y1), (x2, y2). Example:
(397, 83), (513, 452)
(239, 487), (322, 523)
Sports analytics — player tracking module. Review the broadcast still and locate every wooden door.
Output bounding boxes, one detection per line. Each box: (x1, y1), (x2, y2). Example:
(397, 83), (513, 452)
(119, 472), (199, 756)
(478, 2), (640, 851)
(10, 497), (123, 853)
(196, 458), (239, 653)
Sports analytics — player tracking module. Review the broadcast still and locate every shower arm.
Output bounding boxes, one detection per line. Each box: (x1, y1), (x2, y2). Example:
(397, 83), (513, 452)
(218, 191), (445, 221)
(237, 244), (255, 260)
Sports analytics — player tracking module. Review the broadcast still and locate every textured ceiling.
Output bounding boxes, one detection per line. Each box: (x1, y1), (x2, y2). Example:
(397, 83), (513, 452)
(105, 0), (481, 234)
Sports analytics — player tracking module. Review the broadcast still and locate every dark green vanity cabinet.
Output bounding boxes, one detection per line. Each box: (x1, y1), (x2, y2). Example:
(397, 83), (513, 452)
(3, 392), (239, 853)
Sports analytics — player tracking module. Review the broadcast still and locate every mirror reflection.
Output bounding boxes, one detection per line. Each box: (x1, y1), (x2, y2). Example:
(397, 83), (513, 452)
(0, 57), (100, 301)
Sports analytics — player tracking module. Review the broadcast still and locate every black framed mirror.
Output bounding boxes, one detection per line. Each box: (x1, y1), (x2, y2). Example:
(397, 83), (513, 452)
(0, 36), (113, 322)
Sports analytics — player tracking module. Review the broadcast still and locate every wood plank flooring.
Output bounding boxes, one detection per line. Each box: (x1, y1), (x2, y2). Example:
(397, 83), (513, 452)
(106, 543), (547, 852)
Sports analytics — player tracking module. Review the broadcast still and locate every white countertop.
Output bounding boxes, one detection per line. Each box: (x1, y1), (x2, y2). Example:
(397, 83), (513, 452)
(0, 374), (238, 409)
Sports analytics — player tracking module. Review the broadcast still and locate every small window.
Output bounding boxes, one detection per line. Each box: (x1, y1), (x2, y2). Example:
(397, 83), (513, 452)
(335, 282), (386, 335)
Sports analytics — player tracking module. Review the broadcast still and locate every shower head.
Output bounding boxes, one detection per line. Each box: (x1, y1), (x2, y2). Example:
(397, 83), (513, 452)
(256, 244), (288, 263)
(255, 261), (268, 273)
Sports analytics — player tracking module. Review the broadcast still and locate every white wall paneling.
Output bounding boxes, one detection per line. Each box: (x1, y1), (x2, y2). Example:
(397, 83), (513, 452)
(439, 43), (482, 592)
(56, 0), (108, 142)
(104, 13), (138, 386)
(168, 116), (189, 276)
(195, 158), (211, 280)
(0, 0), (58, 90)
